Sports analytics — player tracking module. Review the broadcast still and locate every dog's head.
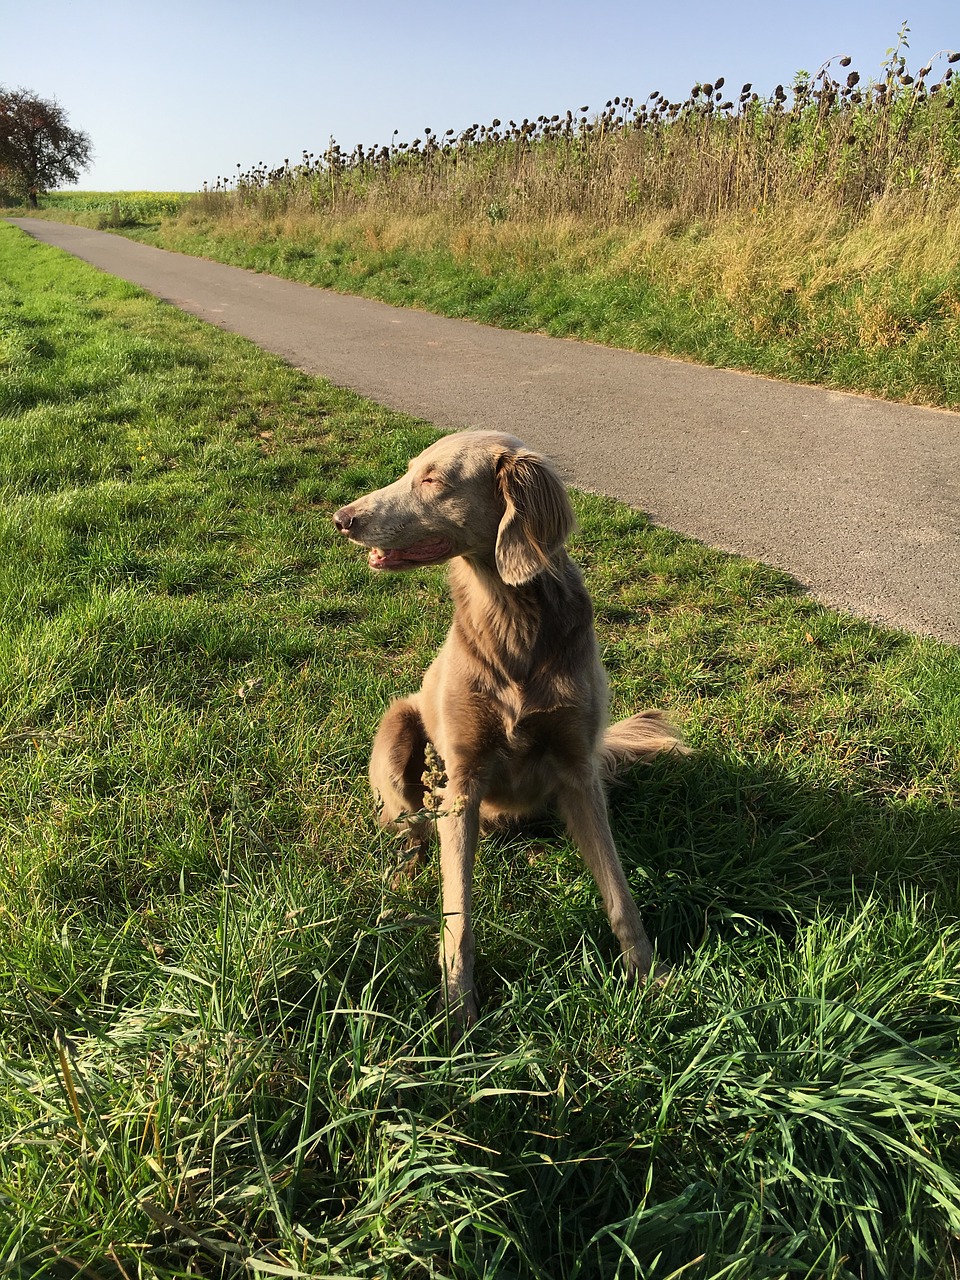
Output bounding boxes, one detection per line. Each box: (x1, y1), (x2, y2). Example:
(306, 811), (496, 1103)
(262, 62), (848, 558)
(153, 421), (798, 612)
(333, 431), (575, 586)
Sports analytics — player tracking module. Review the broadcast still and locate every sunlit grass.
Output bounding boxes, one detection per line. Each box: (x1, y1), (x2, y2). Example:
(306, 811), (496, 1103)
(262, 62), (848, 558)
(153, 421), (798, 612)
(31, 190), (189, 226)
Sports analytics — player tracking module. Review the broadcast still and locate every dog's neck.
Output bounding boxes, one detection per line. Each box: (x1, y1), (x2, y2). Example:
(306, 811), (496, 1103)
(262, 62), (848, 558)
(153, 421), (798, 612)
(448, 552), (589, 670)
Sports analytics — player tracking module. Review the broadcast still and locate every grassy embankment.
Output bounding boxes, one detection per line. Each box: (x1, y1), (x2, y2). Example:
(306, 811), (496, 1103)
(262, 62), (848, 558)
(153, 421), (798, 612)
(25, 34), (960, 408)
(2, 212), (960, 1276)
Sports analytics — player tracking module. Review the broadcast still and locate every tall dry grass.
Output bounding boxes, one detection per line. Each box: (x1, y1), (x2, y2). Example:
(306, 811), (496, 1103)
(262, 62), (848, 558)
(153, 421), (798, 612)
(198, 30), (960, 227)
(171, 190), (960, 314)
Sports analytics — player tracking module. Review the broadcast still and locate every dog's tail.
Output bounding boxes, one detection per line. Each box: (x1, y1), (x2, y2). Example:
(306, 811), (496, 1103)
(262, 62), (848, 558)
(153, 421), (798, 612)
(598, 710), (689, 782)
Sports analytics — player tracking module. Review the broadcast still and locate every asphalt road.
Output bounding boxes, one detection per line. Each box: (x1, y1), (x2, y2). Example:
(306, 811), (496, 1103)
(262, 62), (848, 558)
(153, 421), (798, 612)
(9, 216), (960, 644)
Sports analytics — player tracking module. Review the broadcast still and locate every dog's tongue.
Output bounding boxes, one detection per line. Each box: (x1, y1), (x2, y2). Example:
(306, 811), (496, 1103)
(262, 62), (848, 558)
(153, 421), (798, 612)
(369, 538), (451, 570)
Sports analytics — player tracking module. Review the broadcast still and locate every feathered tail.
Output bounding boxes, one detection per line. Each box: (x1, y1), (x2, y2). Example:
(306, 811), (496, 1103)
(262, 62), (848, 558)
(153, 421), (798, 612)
(598, 710), (689, 782)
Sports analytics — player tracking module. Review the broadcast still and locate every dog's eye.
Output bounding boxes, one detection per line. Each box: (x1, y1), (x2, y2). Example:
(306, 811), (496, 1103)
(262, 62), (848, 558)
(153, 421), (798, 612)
(420, 474), (440, 486)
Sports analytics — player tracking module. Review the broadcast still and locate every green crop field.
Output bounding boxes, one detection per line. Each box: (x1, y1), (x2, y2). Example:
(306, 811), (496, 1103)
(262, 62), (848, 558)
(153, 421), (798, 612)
(33, 190), (189, 228)
(1, 215), (960, 1278)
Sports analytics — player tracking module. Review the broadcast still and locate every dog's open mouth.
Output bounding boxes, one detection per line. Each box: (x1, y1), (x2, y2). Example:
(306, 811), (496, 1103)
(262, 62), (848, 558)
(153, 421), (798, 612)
(368, 538), (453, 571)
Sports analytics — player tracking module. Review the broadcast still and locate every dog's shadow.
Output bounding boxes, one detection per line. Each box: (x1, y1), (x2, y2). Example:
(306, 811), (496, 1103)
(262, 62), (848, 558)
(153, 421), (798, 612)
(464, 746), (959, 989)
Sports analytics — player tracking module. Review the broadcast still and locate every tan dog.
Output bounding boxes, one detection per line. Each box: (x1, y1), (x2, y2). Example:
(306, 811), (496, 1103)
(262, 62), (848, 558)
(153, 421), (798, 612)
(333, 431), (684, 1024)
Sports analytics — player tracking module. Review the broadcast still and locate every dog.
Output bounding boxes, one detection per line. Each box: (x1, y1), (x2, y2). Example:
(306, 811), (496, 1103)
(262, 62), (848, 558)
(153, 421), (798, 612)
(333, 431), (685, 1024)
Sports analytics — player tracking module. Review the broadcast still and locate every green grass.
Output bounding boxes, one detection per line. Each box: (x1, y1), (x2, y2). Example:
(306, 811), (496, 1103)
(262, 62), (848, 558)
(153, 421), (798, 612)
(32, 187), (960, 410)
(2, 221), (960, 1278)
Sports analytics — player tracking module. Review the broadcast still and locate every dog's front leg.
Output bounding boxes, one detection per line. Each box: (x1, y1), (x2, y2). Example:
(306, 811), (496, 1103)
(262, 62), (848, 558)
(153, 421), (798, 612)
(558, 770), (656, 980)
(435, 796), (480, 1027)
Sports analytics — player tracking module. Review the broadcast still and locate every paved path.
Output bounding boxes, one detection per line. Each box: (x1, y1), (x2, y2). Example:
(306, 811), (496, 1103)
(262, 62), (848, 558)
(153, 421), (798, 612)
(9, 217), (960, 644)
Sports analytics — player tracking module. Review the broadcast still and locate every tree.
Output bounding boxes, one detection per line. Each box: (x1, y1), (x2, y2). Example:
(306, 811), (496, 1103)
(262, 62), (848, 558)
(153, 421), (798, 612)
(0, 87), (92, 208)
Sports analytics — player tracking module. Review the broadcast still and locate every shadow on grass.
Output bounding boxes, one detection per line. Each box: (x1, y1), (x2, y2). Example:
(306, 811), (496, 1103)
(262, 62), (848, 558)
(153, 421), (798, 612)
(470, 741), (960, 991)
(617, 748), (958, 957)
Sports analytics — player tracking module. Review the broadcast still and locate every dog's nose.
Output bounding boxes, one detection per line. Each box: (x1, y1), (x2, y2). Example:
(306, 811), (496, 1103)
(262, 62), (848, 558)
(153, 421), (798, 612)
(333, 506), (355, 532)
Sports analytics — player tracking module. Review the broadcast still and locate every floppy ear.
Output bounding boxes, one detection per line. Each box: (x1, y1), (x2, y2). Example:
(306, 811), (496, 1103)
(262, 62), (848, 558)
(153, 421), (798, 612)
(495, 449), (576, 586)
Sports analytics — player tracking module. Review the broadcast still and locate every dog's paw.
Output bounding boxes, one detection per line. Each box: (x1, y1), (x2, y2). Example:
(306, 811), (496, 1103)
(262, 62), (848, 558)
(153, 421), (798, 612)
(389, 852), (425, 890)
(620, 948), (672, 991)
(439, 985), (479, 1032)
(645, 961), (674, 989)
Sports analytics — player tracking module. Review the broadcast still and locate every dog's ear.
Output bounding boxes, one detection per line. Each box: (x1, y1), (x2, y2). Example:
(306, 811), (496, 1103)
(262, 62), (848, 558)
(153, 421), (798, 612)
(495, 449), (576, 586)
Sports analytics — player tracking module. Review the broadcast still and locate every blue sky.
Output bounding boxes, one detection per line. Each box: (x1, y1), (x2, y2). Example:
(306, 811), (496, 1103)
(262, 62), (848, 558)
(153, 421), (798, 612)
(2, 0), (957, 191)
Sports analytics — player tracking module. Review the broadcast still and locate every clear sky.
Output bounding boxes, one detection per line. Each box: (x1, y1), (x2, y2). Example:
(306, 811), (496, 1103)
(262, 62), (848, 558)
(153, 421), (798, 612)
(2, 0), (957, 192)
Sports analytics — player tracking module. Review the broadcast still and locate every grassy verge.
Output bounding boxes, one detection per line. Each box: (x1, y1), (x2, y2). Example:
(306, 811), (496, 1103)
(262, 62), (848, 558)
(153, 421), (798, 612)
(2, 221), (960, 1278)
(27, 192), (960, 410)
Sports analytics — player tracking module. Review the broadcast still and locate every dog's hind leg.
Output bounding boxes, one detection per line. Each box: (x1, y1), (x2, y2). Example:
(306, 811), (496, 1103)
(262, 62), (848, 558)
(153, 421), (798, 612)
(370, 698), (431, 872)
